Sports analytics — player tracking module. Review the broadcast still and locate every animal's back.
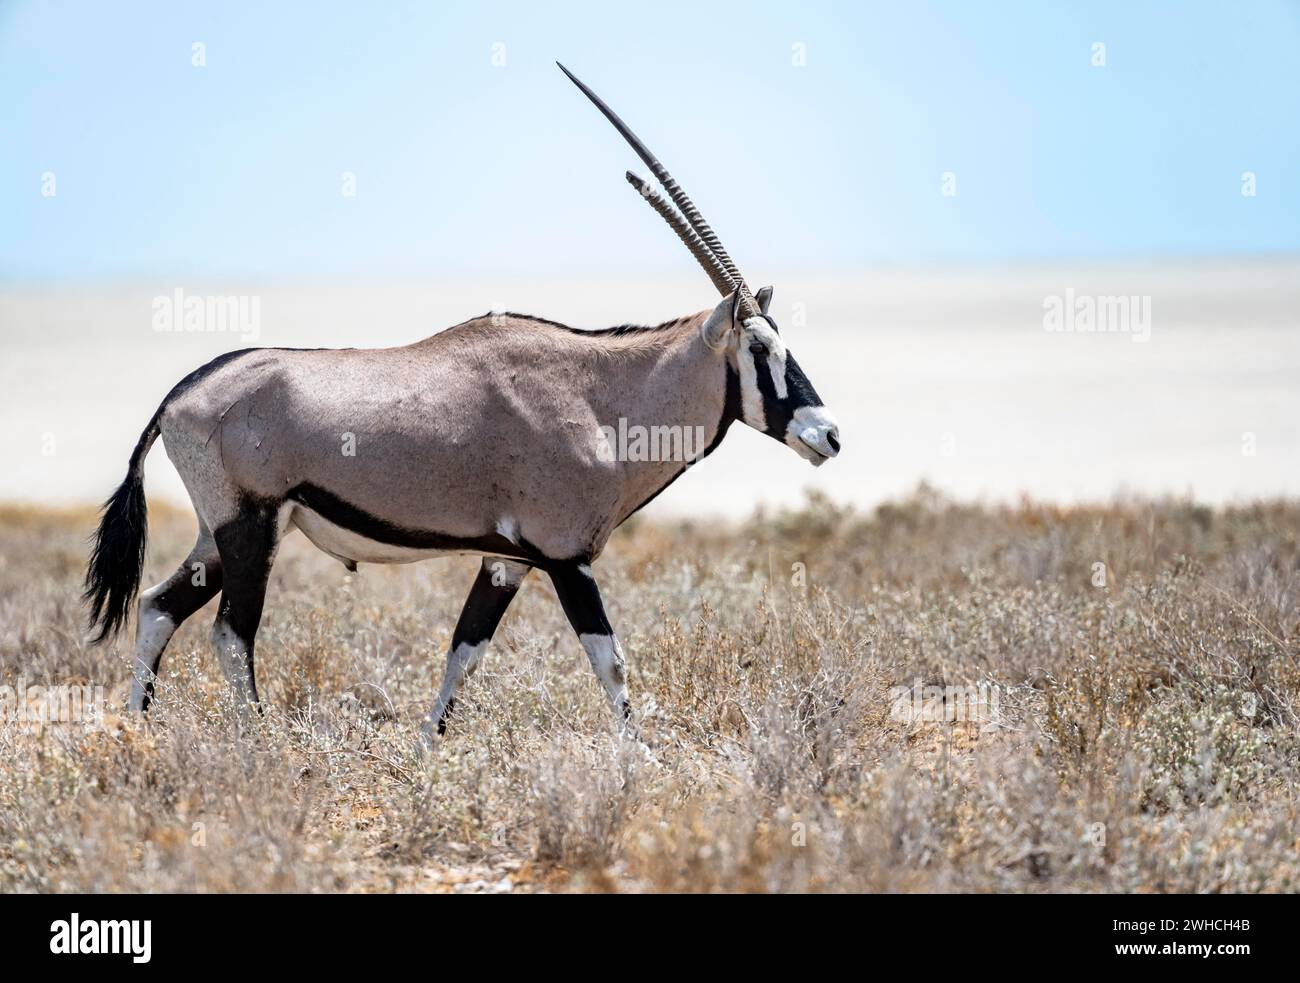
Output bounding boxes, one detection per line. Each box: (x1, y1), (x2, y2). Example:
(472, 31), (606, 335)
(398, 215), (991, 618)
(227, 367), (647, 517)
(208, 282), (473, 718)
(158, 318), (621, 558)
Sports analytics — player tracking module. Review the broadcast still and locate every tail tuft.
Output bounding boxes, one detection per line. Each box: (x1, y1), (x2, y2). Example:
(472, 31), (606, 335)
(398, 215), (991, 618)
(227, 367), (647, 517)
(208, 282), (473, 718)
(84, 417), (159, 642)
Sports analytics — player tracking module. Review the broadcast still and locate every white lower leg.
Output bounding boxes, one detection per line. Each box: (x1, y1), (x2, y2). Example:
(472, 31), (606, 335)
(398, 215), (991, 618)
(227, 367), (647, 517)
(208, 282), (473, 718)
(427, 639), (488, 738)
(579, 632), (630, 729)
(128, 601), (176, 712)
(212, 619), (258, 708)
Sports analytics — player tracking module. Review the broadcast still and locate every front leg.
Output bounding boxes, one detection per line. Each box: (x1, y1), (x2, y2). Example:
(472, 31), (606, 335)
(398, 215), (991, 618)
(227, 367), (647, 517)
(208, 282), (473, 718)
(548, 561), (631, 730)
(427, 557), (531, 740)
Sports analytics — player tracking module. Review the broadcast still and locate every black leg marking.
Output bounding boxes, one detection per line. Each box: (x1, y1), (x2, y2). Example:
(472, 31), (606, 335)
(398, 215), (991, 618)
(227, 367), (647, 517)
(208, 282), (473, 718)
(548, 563), (613, 637)
(434, 558), (529, 736)
(134, 547), (223, 712)
(211, 503), (280, 708)
(548, 562), (630, 727)
(451, 561), (525, 650)
(436, 696), (457, 736)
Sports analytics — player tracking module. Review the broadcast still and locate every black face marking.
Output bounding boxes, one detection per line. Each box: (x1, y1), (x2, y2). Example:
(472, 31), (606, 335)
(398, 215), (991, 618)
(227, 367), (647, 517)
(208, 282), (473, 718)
(783, 353), (824, 411)
(737, 311), (829, 442)
(751, 347), (787, 437)
(749, 348), (824, 440)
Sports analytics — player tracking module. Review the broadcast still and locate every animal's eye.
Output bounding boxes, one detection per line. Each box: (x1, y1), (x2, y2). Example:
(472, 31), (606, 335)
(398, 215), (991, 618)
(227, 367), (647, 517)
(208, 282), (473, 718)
(749, 343), (768, 357)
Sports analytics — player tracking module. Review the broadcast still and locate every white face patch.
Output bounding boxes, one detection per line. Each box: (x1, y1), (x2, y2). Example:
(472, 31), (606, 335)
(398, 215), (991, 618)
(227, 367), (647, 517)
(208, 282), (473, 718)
(784, 404), (841, 466)
(737, 316), (788, 430)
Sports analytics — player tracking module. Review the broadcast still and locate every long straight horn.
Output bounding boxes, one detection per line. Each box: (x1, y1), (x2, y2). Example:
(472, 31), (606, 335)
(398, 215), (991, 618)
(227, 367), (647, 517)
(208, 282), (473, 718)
(626, 172), (735, 298)
(558, 62), (758, 318)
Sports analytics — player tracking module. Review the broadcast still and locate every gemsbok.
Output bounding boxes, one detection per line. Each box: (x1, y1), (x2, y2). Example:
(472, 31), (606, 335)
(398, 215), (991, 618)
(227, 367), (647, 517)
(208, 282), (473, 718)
(85, 64), (841, 739)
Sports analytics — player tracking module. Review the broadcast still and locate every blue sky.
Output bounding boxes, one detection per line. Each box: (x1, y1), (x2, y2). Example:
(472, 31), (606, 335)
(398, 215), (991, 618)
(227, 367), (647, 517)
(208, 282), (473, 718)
(3, 0), (1298, 282)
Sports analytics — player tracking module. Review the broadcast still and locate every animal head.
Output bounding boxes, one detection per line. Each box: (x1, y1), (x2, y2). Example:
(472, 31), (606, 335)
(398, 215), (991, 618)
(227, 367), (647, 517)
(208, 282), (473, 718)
(701, 287), (839, 465)
(559, 62), (841, 467)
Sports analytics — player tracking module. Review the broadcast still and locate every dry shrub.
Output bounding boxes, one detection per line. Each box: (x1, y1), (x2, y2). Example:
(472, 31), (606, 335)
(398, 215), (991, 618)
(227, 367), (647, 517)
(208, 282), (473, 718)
(0, 487), (1296, 892)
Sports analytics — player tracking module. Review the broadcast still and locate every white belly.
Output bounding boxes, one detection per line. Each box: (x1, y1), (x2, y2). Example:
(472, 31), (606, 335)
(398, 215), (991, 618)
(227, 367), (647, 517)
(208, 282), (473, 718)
(288, 503), (464, 565)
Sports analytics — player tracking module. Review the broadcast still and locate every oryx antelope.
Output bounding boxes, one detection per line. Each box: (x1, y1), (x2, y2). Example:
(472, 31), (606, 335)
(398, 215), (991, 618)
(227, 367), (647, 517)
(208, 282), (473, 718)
(84, 64), (841, 737)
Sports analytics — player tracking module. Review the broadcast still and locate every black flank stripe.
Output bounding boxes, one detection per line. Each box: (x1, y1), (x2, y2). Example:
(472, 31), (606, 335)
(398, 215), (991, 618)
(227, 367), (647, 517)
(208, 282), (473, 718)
(286, 482), (551, 565)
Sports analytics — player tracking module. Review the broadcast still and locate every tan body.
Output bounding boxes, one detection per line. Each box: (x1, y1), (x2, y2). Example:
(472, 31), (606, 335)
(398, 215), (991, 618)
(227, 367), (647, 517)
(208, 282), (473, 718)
(162, 311), (726, 565)
(85, 65), (839, 740)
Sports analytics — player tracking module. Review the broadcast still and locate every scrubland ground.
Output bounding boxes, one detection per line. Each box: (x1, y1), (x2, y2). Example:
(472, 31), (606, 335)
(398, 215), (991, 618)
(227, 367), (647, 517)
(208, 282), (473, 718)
(0, 488), (1297, 893)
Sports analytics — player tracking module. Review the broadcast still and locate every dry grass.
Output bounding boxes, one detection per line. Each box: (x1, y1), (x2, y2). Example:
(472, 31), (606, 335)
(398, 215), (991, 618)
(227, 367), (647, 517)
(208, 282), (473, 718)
(0, 486), (1297, 893)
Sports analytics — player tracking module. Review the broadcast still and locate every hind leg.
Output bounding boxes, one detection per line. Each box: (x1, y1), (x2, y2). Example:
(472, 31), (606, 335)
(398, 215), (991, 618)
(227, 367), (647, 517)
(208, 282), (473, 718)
(129, 530), (223, 712)
(210, 502), (284, 711)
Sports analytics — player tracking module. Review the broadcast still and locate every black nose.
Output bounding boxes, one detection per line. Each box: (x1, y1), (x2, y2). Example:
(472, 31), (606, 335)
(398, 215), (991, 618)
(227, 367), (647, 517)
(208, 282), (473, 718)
(826, 430), (841, 454)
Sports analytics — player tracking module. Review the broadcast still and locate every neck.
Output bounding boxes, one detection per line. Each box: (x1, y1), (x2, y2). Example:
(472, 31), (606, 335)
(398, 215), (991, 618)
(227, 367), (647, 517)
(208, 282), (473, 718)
(597, 312), (740, 523)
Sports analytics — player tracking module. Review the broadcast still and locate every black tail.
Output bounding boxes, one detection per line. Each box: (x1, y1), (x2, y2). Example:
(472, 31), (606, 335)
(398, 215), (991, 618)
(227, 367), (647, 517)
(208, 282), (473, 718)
(84, 413), (162, 642)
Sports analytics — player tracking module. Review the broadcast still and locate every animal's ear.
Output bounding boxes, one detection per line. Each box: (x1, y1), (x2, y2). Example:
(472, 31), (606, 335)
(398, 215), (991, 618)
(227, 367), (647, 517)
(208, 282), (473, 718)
(755, 285), (773, 316)
(701, 291), (740, 351)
